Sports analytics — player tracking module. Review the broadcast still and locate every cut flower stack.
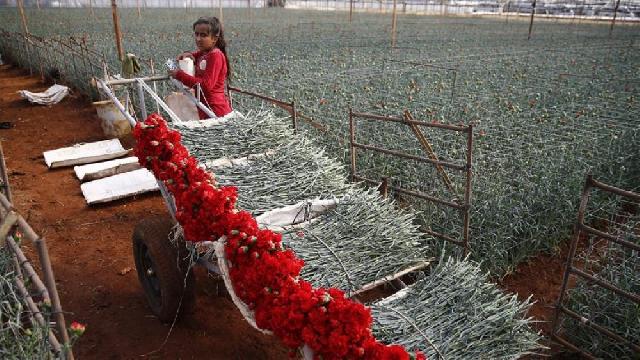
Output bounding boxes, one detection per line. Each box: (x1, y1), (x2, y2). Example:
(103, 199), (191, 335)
(133, 113), (426, 360)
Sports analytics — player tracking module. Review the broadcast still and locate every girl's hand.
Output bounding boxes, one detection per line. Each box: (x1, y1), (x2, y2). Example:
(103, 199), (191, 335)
(177, 52), (195, 61)
(167, 69), (179, 78)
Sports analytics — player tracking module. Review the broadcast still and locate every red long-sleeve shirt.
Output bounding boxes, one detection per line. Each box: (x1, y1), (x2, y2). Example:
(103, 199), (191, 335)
(175, 48), (232, 119)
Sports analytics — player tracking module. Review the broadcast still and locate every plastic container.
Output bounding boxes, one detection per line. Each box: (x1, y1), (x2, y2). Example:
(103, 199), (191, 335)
(178, 58), (195, 76)
(93, 100), (132, 138)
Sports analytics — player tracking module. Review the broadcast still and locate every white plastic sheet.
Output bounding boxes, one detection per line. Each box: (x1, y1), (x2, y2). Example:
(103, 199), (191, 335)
(18, 84), (69, 105)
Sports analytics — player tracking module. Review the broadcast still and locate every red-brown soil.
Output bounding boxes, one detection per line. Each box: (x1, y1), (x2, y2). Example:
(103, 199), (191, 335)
(1, 64), (587, 360)
(0, 64), (288, 359)
(500, 246), (570, 337)
(500, 232), (615, 359)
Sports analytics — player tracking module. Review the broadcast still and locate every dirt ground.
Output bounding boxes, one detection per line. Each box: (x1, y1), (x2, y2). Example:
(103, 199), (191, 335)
(499, 244), (576, 359)
(0, 65), (288, 359)
(1, 64), (576, 359)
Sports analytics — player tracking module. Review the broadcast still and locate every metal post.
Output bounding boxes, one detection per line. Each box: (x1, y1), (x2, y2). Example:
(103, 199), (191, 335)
(451, 69), (457, 103)
(219, 0), (224, 24)
(609, 0), (621, 38)
(349, 108), (357, 182)
(136, 81), (148, 120)
(378, 176), (389, 198)
(16, 0), (32, 75)
(80, 37), (92, 97)
(551, 174), (592, 338)
(291, 100), (298, 132)
(149, 59), (161, 114)
(505, 1), (510, 24)
(461, 124), (473, 257)
(391, 0), (398, 48)
(527, 0), (536, 41)
(69, 43), (80, 87)
(111, 0), (125, 62)
(350, 0), (353, 22)
(16, 0), (29, 36)
(226, 82), (233, 109)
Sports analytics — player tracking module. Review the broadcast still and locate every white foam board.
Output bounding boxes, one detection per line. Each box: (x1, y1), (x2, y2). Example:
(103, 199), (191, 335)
(43, 139), (129, 168)
(80, 168), (159, 205)
(74, 157), (141, 182)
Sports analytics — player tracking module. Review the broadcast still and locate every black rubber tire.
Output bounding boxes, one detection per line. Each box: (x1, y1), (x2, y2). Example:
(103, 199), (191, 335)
(132, 215), (195, 323)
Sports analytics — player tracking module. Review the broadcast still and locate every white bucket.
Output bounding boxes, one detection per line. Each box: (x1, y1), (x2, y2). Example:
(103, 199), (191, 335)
(93, 100), (132, 138)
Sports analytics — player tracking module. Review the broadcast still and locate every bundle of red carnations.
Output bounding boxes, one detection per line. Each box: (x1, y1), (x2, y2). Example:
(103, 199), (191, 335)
(133, 114), (426, 360)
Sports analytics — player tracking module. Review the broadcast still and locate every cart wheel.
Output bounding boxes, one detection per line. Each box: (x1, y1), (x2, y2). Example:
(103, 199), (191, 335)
(133, 215), (195, 323)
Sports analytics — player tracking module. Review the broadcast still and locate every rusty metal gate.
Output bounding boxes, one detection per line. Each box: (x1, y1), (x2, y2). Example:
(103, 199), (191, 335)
(348, 108), (473, 256)
(551, 174), (640, 358)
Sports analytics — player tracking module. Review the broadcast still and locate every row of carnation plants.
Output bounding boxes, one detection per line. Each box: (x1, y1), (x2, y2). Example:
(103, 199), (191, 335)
(133, 113), (426, 360)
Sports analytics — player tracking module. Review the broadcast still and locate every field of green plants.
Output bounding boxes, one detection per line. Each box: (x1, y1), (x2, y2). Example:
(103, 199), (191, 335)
(1, 8), (638, 277)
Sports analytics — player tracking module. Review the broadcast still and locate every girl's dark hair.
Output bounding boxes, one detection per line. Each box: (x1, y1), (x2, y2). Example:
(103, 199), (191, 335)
(193, 16), (231, 81)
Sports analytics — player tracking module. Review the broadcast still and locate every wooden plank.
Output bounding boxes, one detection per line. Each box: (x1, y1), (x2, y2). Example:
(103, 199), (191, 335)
(74, 156), (140, 182)
(43, 139), (128, 168)
(80, 168), (158, 205)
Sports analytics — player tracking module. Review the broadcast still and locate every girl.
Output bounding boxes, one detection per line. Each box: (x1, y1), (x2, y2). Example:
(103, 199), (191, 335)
(170, 16), (232, 119)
